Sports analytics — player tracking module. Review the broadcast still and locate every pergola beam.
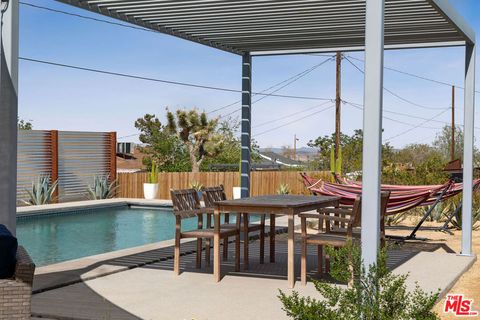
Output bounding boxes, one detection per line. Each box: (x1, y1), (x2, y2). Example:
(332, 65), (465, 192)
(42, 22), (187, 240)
(58, 0), (470, 55)
(240, 53), (251, 198)
(0, 0), (19, 234)
(361, 0), (385, 268)
(461, 43), (476, 256)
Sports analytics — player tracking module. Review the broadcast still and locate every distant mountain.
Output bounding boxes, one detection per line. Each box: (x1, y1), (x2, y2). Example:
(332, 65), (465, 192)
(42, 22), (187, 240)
(259, 147), (317, 155)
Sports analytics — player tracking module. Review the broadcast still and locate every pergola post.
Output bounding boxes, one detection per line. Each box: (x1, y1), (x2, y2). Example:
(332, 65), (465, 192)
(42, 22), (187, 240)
(0, 0), (19, 234)
(240, 53), (252, 198)
(461, 43), (476, 256)
(361, 0), (385, 268)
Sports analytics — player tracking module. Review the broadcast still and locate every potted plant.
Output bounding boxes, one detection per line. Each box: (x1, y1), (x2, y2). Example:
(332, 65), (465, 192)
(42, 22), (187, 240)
(143, 162), (159, 200)
(233, 159), (242, 199)
(190, 181), (204, 200)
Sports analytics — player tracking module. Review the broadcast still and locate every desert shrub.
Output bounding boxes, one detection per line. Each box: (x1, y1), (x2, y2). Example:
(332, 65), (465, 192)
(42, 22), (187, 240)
(278, 243), (440, 320)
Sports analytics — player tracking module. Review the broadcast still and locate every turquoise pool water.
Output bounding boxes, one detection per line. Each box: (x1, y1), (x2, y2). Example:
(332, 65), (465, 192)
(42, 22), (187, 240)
(16, 206), (207, 267)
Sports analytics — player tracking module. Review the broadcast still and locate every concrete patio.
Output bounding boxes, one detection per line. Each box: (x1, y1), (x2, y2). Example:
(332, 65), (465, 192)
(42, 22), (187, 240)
(30, 227), (475, 320)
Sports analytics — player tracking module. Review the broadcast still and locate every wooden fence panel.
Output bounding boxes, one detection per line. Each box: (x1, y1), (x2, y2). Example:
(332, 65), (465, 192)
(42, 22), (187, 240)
(117, 171), (332, 200)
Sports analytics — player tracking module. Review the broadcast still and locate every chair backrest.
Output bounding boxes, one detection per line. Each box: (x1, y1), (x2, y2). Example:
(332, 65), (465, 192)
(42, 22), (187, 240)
(170, 188), (201, 218)
(353, 191), (391, 228)
(350, 195), (362, 228)
(380, 191), (391, 216)
(202, 185), (227, 208)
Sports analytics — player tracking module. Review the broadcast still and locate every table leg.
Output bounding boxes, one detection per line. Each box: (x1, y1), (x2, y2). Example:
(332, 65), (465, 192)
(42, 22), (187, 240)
(214, 208), (221, 282)
(270, 213), (275, 263)
(243, 213), (249, 270)
(287, 213), (295, 288)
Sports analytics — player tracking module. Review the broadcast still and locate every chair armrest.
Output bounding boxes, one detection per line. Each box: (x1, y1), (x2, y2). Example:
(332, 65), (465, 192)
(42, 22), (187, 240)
(298, 213), (325, 219)
(298, 213), (350, 223)
(316, 214), (350, 223)
(15, 246), (35, 286)
(317, 208), (352, 215)
(175, 208), (212, 218)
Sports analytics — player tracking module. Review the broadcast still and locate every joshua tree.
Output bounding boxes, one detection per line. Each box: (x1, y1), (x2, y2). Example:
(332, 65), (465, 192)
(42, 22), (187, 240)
(167, 109), (223, 172)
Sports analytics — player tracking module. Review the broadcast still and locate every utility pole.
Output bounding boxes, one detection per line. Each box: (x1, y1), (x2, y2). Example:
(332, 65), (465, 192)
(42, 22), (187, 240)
(335, 52), (342, 160)
(451, 85), (455, 161)
(293, 134), (299, 161)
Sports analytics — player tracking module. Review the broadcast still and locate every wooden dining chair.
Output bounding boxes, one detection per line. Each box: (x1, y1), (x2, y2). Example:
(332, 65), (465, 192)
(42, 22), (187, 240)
(325, 191), (391, 247)
(299, 191), (390, 285)
(203, 185), (269, 268)
(170, 188), (241, 275)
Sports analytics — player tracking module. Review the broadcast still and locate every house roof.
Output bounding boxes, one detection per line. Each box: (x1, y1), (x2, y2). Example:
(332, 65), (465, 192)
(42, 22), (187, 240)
(59, 0), (475, 56)
(259, 151), (303, 167)
(116, 148), (146, 171)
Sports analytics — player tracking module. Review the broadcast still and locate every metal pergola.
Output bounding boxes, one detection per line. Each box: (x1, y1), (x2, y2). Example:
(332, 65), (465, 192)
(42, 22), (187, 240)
(0, 0), (476, 275)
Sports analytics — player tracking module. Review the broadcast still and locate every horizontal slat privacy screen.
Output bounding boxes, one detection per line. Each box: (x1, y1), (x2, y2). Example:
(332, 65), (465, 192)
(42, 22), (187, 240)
(17, 130), (116, 204)
(17, 130), (52, 204)
(58, 131), (113, 202)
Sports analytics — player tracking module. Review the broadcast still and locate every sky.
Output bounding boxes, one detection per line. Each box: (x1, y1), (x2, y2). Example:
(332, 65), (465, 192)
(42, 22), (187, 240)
(19, 0), (480, 149)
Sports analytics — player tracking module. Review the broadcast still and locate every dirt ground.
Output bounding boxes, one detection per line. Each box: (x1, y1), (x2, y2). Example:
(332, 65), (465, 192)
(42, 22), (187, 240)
(386, 219), (479, 319)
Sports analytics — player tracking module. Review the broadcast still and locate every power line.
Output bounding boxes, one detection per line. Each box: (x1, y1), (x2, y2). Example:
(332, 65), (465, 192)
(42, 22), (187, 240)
(343, 101), (442, 130)
(19, 56), (332, 101)
(253, 100), (332, 129)
(344, 56), (449, 110)
(120, 102), (334, 140)
(209, 55), (334, 115)
(344, 99), (480, 134)
(254, 105), (334, 137)
(344, 100), (449, 125)
(22, 1), (480, 99)
(384, 108), (450, 142)
(118, 133), (139, 139)
(346, 54), (480, 94)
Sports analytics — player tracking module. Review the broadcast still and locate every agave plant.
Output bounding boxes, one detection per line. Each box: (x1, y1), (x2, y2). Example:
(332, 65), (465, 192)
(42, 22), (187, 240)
(22, 176), (58, 206)
(190, 181), (204, 191)
(87, 175), (119, 200)
(277, 183), (291, 195)
(384, 212), (407, 226)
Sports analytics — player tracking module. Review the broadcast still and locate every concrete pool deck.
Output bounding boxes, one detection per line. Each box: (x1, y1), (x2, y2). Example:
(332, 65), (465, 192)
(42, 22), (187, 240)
(29, 217), (476, 319)
(17, 198), (172, 217)
(22, 199), (476, 319)
(31, 236), (476, 320)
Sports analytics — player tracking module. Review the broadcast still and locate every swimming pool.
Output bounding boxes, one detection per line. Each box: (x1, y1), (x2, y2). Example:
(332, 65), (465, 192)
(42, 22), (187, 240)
(16, 205), (207, 267)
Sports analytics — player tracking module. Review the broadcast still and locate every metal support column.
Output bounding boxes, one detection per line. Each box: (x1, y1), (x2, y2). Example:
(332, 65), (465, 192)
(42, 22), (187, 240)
(0, 0), (19, 234)
(461, 43), (476, 256)
(240, 53), (252, 198)
(361, 0), (385, 268)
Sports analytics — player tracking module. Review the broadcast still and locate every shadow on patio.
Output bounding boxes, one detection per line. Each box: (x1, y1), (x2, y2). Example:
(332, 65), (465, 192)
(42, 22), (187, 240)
(31, 229), (467, 320)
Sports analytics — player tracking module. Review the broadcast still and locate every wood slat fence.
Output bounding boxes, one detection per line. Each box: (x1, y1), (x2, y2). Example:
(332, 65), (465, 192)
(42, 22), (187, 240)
(117, 171), (332, 200)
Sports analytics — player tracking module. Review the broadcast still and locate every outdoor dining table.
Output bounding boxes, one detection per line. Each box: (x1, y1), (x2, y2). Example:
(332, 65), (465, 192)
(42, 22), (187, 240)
(213, 194), (340, 288)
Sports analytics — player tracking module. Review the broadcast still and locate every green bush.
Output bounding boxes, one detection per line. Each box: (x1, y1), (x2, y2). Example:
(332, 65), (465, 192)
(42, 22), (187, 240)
(278, 243), (440, 320)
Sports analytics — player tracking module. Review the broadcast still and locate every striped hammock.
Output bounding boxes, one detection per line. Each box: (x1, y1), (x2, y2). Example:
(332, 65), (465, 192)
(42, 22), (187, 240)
(301, 173), (478, 215)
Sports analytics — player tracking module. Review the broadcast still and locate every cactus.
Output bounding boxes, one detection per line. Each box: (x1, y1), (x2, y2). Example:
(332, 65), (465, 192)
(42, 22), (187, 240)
(148, 162), (158, 184)
(330, 145), (343, 175)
